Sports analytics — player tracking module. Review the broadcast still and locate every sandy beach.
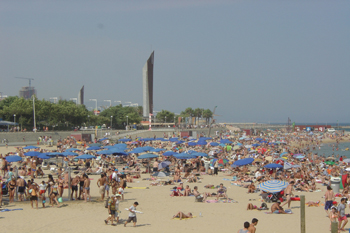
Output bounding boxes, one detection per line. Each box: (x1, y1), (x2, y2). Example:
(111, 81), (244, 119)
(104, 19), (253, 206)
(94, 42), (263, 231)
(0, 144), (336, 233)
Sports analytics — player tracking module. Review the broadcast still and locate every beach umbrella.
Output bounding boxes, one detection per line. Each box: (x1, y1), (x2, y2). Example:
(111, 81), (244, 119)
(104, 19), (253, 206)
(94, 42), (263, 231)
(196, 140), (207, 146)
(174, 153), (196, 159)
(104, 146), (115, 149)
(191, 152), (208, 157)
(61, 151), (79, 156)
(233, 158), (254, 167)
(254, 158), (263, 163)
(325, 161), (335, 165)
(169, 137), (179, 142)
(232, 146), (240, 150)
(66, 148), (81, 152)
(258, 148), (267, 154)
(86, 146), (102, 150)
(23, 146), (39, 149)
(96, 150), (114, 155)
(24, 151), (41, 157)
(163, 151), (178, 156)
(114, 143), (128, 148)
(188, 142), (197, 146)
(280, 152), (288, 157)
(199, 137), (212, 140)
(236, 142), (243, 146)
(118, 138), (131, 142)
(255, 138), (263, 141)
(265, 156), (273, 161)
(152, 171), (170, 177)
(176, 140), (185, 145)
(137, 153), (158, 159)
(138, 146), (154, 151)
(326, 157), (336, 161)
(213, 158), (229, 165)
(264, 163), (283, 169)
(129, 148), (146, 154)
(98, 138), (108, 141)
(76, 154), (96, 160)
(343, 159), (350, 163)
(210, 142), (219, 146)
(89, 143), (102, 147)
(37, 153), (50, 159)
(47, 152), (66, 157)
(260, 141), (267, 143)
(150, 148), (165, 153)
(295, 155), (305, 159)
(5, 155), (22, 162)
(257, 180), (289, 193)
(158, 161), (171, 169)
(220, 139), (233, 144)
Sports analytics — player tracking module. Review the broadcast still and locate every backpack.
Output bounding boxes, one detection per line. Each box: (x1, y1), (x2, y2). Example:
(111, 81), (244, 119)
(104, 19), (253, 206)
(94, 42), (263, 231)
(105, 197), (110, 208)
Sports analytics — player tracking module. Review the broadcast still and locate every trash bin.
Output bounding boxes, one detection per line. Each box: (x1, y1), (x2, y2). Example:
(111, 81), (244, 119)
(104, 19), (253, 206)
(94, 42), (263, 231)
(331, 177), (341, 193)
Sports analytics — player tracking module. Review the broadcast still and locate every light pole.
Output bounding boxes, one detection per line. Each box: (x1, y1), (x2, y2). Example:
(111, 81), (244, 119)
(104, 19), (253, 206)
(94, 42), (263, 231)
(104, 100), (111, 108)
(110, 116), (113, 129)
(89, 99), (97, 115)
(88, 115), (90, 127)
(124, 102), (132, 107)
(126, 116), (129, 129)
(165, 116), (167, 123)
(13, 114), (16, 131)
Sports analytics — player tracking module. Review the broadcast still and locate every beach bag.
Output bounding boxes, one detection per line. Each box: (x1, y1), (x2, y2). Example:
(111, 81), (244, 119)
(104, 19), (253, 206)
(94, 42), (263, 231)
(105, 197), (110, 208)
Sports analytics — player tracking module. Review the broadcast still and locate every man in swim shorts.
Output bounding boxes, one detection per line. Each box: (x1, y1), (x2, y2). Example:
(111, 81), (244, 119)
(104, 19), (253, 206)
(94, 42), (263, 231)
(17, 176), (26, 201)
(324, 185), (335, 215)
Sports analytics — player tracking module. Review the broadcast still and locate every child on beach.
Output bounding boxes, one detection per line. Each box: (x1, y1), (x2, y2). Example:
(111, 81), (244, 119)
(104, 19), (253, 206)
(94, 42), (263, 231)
(329, 206), (338, 231)
(124, 202), (139, 227)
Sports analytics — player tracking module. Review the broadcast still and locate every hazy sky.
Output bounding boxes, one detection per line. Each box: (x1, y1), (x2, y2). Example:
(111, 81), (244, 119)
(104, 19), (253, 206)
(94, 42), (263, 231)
(1, 0), (350, 123)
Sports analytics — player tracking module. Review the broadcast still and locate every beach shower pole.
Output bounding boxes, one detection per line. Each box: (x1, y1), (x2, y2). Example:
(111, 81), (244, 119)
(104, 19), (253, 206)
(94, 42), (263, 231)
(300, 195), (305, 233)
(68, 167), (71, 201)
(331, 222), (338, 233)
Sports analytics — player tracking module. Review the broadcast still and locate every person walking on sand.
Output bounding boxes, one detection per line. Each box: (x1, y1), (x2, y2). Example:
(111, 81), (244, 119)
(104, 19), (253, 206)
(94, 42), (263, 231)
(338, 197), (348, 231)
(324, 186), (335, 215)
(281, 180), (295, 209)
(124, 202), (139, 227)
(105, 195), (117, 226)
(97, 173), (107, 201)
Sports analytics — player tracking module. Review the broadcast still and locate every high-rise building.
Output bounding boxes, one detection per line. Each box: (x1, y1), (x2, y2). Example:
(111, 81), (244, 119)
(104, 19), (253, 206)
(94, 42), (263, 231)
(19, 87), (36, 99)
(142, 51), (154, 117)
(77, 85), (84, 105)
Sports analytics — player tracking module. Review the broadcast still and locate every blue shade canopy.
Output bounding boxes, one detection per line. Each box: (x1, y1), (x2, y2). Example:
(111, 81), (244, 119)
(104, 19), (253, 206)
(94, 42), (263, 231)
(5, 155), (22, 162)
(96, 150), (114, 155)
(129, 148), (146, 154)
(23, 146), (40, 149)
(199, 137), (212, 140)
(86, 146), (102, 150)
(255, 138), (263, 141)
(233, 158), (254, 167)
(174, 153), (196, 159)
(75, 154), (96, 160)
(137, 153), (158, 159)
(118, 138), (131, 142)
(176, 140), (185, 145)
(257, 180), (289, 193)
(47, 152), (66, 157)
(210, 142), (219, 146)
(188, 142), (197, 146)
(264, 163), (283, 169)
(37, 153), (50, 159)
(220, 139), (233, 144)
(169, 137), (179, 142)
(196, 140), (207, 146)
(89, 143), (102, 147)
(280, 152), (288, 157)
(158, 161), (171, 169)
(24, 151), (41, 157)
(191, 152), (208, 157)
(61, 151), (79, 156)
(114, 143), (128, 148)
(66, 148), (81, 152)
(150, 148), (165, 152)
(138, 146), (154, 151)
(163, 151), (178, 156)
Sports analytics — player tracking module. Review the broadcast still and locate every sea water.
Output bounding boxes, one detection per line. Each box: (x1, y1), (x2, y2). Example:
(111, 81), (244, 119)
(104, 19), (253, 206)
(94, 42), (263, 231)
(311, 142), (350, 158)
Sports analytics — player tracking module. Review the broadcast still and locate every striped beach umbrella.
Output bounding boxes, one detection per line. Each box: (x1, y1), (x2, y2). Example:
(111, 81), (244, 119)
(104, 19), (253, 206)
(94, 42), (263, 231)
(257, 180), (289, 193)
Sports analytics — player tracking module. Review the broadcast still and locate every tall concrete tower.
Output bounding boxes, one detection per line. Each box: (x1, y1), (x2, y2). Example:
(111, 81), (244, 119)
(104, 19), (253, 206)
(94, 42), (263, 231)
(142, 51), (154, 117)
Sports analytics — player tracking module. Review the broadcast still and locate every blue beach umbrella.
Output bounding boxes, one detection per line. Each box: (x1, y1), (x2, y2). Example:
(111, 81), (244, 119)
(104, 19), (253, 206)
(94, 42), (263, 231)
(86, 146), (102, 151)
(96, 150), (114, 155)
(129, 148), (146, 154)
(118, 138), (131, 142)
(138, 146), (154, 151)
(66, 148), (81, 152)
(150, 148), (165, 153)
(37, 153), (50, 159)
(197, 140), (207, 146)
(24, 151), (41, 157)
(169, 138), (179, 142)
(280, 152), (288, 157)
(192, 152), (208, 157)
(114, 143), (128, 148)
(47, 152), (66, 157)
(233, 158), (254, 167)
(163, 151), (178, 156)
(255, 138), (263, 141)
(264, 163), (283, 169)
(89, 143), (102, 147)
(23, 146), (40, 149)
(5, 155), (22, 162)
(176, 140), (185, 145)
(76, 154), (96, 160)
(252, 143), (260, 147)
(210, 142), (219, 146)
(137, 153), (158, 159)
(188, 142), (197, 146)
(61, 151), (79, 156)
(257, 180), (289, 193)
(158, 161), (171, 169)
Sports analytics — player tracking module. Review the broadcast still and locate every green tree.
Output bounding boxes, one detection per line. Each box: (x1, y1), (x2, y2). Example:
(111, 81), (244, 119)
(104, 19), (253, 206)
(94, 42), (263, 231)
(156, 110), (175, 123)
(202, 109), (213, 125)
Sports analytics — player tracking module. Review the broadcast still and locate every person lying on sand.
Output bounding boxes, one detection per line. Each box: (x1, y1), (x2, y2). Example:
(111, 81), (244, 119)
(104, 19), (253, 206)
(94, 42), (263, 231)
(172, 212), (193, 220)
(306, 201), (320, 207)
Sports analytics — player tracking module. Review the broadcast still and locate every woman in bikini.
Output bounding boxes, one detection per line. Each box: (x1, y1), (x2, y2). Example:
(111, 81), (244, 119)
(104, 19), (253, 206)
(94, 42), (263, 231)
(172, 212), (193, 220)
(50, 181), (60, 207)
(8, 177), (17, 203)
(57, 175), (64, 197)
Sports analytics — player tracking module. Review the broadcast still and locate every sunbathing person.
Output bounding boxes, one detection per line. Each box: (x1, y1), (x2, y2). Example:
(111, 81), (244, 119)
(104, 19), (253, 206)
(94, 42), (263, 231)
(247, 183), (256, 193)
(247, 203), (258, 210)
(216, 183), (228, 200)
(306, 201), (320, 207)
(172, 211), (193, 220)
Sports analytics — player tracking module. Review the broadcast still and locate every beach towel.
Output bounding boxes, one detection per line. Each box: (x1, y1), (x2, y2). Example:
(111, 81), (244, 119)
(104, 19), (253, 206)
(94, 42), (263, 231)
(1, 208), (23, 212)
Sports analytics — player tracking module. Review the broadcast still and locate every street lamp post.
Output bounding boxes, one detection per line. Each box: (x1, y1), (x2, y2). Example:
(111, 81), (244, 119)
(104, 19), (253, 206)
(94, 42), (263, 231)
(110, 116), (113, 129)
(104, 100), (111, 108)
(126, 116), (129, 130)
(13, 114), (16, 132)
(88, 115), (90, 127)
(165, 116), (167, 123)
